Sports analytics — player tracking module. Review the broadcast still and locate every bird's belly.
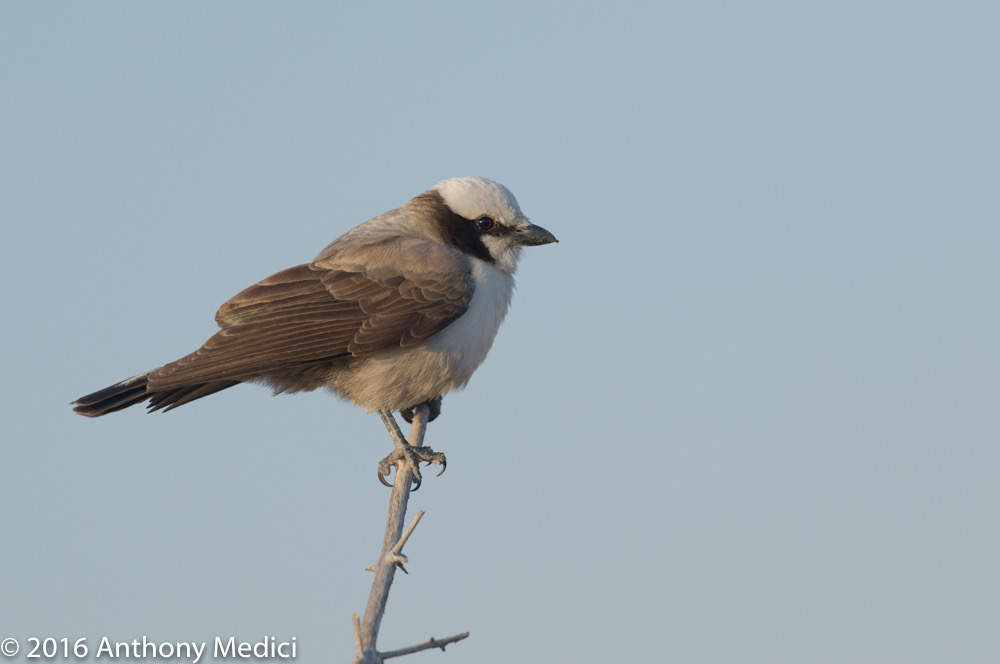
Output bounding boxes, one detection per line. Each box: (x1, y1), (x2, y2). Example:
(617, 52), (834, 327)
(327, 344), (474, 411)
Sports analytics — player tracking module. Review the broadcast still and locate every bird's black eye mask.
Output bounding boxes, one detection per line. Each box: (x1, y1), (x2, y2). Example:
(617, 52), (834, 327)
(434, 208), (498, 264)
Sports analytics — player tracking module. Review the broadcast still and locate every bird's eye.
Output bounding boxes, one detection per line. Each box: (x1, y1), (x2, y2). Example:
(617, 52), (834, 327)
(475, 216), (496, 232)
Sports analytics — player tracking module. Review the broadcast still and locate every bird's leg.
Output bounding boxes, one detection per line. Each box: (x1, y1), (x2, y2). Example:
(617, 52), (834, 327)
(400, 396), (443, 424)
(376, 408), (446, 490)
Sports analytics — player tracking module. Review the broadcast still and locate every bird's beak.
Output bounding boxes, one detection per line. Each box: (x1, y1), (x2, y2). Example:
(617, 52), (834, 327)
(516, 223), (558, 246)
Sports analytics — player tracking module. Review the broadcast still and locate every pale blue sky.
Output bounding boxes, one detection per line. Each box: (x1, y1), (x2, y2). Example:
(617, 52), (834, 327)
(3, 3), (999, 663)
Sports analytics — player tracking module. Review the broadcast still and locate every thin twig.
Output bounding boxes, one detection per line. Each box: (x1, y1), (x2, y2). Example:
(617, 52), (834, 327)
(380, 632), (471, 660)
(352, 613), (363, 663)
(392, 510), (424, 558)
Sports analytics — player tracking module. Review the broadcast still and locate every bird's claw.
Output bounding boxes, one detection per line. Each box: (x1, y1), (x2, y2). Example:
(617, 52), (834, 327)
(377, 444), (447, 490)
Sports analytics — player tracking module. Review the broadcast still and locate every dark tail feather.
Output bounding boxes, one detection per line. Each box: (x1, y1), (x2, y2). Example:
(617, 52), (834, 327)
(147, 380), (240, 412)
(72, 373), (240, 417)
(72, 373), (152, 416)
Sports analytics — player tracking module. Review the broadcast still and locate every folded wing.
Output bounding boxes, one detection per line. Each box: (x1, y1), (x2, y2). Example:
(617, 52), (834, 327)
(146, 245), (473, 392)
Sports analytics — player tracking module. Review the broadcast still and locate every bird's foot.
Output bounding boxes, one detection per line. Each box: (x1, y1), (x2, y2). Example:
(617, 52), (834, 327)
(378, 444), (446, 490)
(377, 408), (446, 490)
(401, 396), (442, 424)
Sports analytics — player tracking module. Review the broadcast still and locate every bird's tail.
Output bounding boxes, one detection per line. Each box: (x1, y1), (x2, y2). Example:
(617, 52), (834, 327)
(72, 372), (240, 417)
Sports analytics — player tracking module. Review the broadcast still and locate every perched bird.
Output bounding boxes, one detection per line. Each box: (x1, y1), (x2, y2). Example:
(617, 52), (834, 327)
(72, 177), (556, 478)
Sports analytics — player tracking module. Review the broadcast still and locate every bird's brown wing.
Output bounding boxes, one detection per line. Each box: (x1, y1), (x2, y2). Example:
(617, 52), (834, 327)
(146, 251), (473, 392)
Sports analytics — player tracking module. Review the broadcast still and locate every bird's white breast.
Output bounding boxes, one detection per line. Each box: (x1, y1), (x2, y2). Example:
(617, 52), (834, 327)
(427, 258), (514, 375)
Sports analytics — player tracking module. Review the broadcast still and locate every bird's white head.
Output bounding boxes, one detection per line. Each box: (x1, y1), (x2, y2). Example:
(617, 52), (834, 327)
(433, 177), (524, 223)
(432, 176), (557, 273)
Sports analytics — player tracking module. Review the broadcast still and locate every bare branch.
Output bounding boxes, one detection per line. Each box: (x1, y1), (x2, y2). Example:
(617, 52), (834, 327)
(355, 403), (467, 662)
(380, 632), (471, 660)
(407, 407), (429, 447)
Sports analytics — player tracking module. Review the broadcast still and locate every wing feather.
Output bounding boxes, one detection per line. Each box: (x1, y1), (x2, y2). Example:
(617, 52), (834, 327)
(147, 246), (472, 391)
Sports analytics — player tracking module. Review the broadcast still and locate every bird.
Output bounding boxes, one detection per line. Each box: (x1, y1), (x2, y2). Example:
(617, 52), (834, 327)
(72, 176), (557, 482)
